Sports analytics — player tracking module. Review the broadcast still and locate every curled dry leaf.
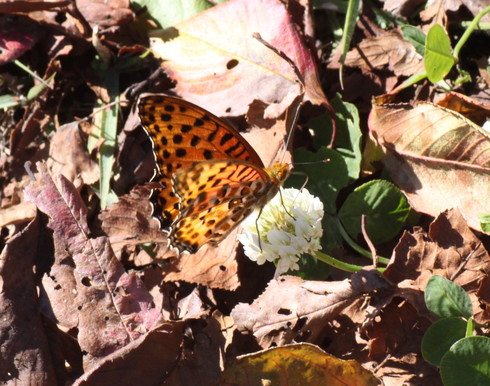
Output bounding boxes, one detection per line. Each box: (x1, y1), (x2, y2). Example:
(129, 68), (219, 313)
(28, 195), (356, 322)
(385, 208), (490, 324)
(24, 163), (163, 369)
(149, 0), (327, 120)
(231, 270), (390, 348)
(369, 101), (490, 233)
(344, 30), (424, 77)
(221, 343), (381, 386)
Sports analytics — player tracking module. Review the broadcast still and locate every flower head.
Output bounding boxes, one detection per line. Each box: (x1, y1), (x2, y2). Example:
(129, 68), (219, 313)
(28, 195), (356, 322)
(237, 188), (324, 276)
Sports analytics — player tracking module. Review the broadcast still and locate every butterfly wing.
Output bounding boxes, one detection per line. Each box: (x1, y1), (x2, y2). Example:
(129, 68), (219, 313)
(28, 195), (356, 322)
(170, 160), (283, 253)
(138, 95), (265, 228)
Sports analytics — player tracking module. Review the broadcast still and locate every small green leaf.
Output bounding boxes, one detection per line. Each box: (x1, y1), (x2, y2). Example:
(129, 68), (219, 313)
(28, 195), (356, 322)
(401, 25), (426, 56)
(425, 275), (473, 319)
(421, 317), (467, 366)
(440, 337), (490, 385)
(479, 213), (490, 232)
(133, 0), (214, 28)
(424, 24), (455, 83)
(338, 180), (410, 244)
(0, 94), (23, 109)
(308, 94), (362, 181)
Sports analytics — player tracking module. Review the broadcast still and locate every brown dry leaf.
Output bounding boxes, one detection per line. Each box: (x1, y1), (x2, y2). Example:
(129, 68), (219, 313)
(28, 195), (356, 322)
(369, 101), (490, 233)
(221, 343), (381, 386)
(435, 91), (490, 126)
(344, 30), (424, 77)
(166, 311), (235, 385)
(0, 201), (36, 227)
(24, 163), (163, 369)
(150, 229), (241, 290)
(385, 208), (490, 324)
(231, 270), (390, 348)
(99, 185), (167, 260)
(0, 218), (57, 384)
(149, 0), (327, 120)
(76, 0), (133, 28)
(47, 122), (99, 187)
(72, 322), (184, 385)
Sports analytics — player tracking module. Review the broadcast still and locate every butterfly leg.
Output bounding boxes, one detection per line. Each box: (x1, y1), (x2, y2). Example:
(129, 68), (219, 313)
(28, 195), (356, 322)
(278, 188), (295, 220)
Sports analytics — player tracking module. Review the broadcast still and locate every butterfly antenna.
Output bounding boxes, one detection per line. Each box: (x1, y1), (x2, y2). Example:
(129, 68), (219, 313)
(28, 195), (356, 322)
(252, 33), (306, 165)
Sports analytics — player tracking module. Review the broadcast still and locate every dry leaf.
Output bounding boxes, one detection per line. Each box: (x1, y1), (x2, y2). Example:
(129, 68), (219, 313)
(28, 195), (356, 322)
(0, 218), (57, 384)
(149, 0), (327, 120)
(24, 163), (163, 369)
(73, 323), (184, 385)
(369, 101), (490, 233)
(345, 30), (424, 77)
(221, 343), (381, 386)
(231, 270), (390, 348)
(48, 122), (99, 187)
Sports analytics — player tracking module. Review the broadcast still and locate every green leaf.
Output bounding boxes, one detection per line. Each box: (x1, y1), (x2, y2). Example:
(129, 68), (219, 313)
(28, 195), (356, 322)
(421, 317), (467, 366)
(479, 213), (490, 232)
(424, 24), (455, 83)
(440, 337), (490, 385)
(133, 0), (214, 28)
(401, 25), (426, 56)
(308, 95), (362, 181)
(0, 94), (23, 109)
(425, 275), (473, 319)
(338, 180), (410, 244)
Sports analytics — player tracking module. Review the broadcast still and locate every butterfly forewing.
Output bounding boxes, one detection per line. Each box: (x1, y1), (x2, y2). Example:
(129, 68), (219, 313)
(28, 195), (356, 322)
(138, 95), (265, 228)
(138, 94), (290, 253)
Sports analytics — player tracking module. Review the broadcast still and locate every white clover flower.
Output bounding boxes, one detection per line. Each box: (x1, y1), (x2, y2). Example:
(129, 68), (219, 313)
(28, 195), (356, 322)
(237, 188), (324, 276)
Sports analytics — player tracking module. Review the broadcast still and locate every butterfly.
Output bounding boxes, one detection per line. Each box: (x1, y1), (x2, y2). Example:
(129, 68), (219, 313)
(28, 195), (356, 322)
(137, 94), (290, 254)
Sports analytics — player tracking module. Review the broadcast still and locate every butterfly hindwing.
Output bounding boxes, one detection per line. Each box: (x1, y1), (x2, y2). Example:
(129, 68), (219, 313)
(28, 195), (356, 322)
(170, 161), (277, 253)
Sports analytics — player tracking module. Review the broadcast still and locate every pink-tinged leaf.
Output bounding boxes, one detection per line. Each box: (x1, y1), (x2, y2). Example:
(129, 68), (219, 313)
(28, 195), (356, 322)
(149, 0), (327, 119)
(0, 30), (39, 64)
(24, 163), (163, 367)
(369, 101), (490, 233)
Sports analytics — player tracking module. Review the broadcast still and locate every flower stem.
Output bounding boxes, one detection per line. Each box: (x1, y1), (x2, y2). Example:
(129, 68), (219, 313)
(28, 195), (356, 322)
(313, 250), (386, 273)
(336, 218), (391, 266)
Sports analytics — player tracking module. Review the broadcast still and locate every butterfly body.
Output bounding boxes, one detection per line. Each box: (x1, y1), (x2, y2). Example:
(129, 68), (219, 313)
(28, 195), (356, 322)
(138, 94), (289, 253)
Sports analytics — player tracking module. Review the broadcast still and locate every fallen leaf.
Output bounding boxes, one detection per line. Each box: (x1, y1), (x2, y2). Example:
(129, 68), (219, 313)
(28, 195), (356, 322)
(385, 208), (490, 324)
(435, 91), (490, 126)
(344, 30), (424, 77)
(369, 100), (490, 233)
(221, 343), (381, 386)
(76, 0), (134, 28)
(72, 323), (184, 385)
(149, 0), (327, 120)
(0, 218), (57, 384)
(24, 163), (163, 369)
(47, 122), (99, 187)
(231, 270), (390, 348)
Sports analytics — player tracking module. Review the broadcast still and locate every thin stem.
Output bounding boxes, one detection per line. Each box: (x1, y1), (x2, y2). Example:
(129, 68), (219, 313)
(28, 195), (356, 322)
(14, 59), (51, 89)
(313, 250), (386, 273)
(453, 6), (490, 59)
(336, 218), (391, 266)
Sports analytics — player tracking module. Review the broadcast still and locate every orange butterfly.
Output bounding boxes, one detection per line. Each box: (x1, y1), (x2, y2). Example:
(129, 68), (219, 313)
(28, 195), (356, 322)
(138, 95), (289, 254)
